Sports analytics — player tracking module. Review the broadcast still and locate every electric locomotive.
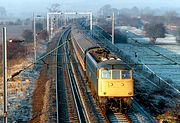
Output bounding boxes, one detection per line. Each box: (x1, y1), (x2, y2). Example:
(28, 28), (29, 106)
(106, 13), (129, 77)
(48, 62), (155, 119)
(71, 26), (134, 111)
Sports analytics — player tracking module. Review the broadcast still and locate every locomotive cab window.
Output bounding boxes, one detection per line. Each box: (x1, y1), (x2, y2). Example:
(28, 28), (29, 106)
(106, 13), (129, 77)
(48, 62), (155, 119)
(112, 70), (120, 79)
(122, 70), (131, 79)
(101, 70), (111, 79)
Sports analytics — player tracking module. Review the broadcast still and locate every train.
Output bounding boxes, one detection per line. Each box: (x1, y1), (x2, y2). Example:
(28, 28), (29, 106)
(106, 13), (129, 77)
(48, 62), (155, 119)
(70, 26), (134, 112)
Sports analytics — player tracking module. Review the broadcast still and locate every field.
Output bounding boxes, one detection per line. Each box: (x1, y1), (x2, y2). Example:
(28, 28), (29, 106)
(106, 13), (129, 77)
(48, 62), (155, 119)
(0, 24), (32, 43)
(0, 24), (32, 74)
(0, 23), (49, 122)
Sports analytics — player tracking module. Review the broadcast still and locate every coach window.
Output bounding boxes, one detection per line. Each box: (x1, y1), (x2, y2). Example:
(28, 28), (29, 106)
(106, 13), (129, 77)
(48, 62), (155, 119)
(101, 70), (111, 79)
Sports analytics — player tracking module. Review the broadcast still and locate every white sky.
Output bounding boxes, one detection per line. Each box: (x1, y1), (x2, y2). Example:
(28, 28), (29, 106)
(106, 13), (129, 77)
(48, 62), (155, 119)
(0, 0), (180, 17)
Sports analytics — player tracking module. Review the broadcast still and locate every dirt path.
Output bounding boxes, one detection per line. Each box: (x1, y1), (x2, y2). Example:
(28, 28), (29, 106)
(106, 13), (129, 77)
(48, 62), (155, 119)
(29, 32), (62, 123)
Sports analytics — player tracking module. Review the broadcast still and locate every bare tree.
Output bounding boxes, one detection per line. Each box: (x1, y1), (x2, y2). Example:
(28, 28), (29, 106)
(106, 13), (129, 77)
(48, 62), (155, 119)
(131, 6), (140, 16)
(15, 19), (23, 25)
(98, 4), (112, 18)
(37, 30), (48, 40)
(47, 3), (61, 30)
(47, 3), (61, 12)
(144, 23), (166, 43)
(7, 42), (26, 60)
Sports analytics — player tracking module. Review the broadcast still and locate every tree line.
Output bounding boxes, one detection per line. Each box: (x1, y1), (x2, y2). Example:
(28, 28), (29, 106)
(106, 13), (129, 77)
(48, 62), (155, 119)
(97, 4), (180, 43)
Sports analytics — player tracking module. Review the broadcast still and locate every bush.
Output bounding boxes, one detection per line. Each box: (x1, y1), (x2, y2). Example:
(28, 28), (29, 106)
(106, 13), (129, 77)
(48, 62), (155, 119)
(0, 42), (26, 61)
(7, 42), (27, 60)
(37, 30), (48, 40)
(144, 23), (166, 43)
(22, 29), (33, 42)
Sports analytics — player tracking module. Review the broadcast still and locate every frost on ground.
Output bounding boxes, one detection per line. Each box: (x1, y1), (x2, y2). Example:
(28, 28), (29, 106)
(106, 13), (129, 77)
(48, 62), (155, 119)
(0, 40), (47, 122)
(116, 26), (144, 36)
(116, 41), (180, 121)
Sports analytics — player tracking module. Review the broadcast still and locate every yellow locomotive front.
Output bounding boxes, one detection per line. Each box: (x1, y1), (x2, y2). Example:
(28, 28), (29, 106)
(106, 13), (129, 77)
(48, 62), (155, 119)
(98, 69), (133, 97)
(85, 48), (134, 111)
(96, 62), (134, 112)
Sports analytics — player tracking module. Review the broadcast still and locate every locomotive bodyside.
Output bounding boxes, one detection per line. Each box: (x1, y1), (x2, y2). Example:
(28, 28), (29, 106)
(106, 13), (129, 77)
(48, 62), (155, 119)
(86, 52), (99, 95)
(71, 28), (99, 71)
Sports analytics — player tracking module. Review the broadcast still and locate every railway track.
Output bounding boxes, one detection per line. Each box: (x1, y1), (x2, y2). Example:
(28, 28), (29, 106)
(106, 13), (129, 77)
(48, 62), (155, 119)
(106, 98), (157, 123)
(69, 36), (107, 122)
(64, 39), (87, 122)
(105, 99), (157, 123)
(56, 27), (87, 122)
(107, 112), (130, 123)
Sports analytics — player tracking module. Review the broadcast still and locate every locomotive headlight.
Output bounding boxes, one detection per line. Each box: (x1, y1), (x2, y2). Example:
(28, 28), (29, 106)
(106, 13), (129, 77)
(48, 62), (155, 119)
(109, 83), (113, 86)
(121, 83), (124, 86)
(128, 92), (133, 95)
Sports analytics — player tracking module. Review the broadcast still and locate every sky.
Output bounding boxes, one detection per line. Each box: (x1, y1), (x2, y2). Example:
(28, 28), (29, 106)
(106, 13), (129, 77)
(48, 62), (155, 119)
(0, 0), (180, 17)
